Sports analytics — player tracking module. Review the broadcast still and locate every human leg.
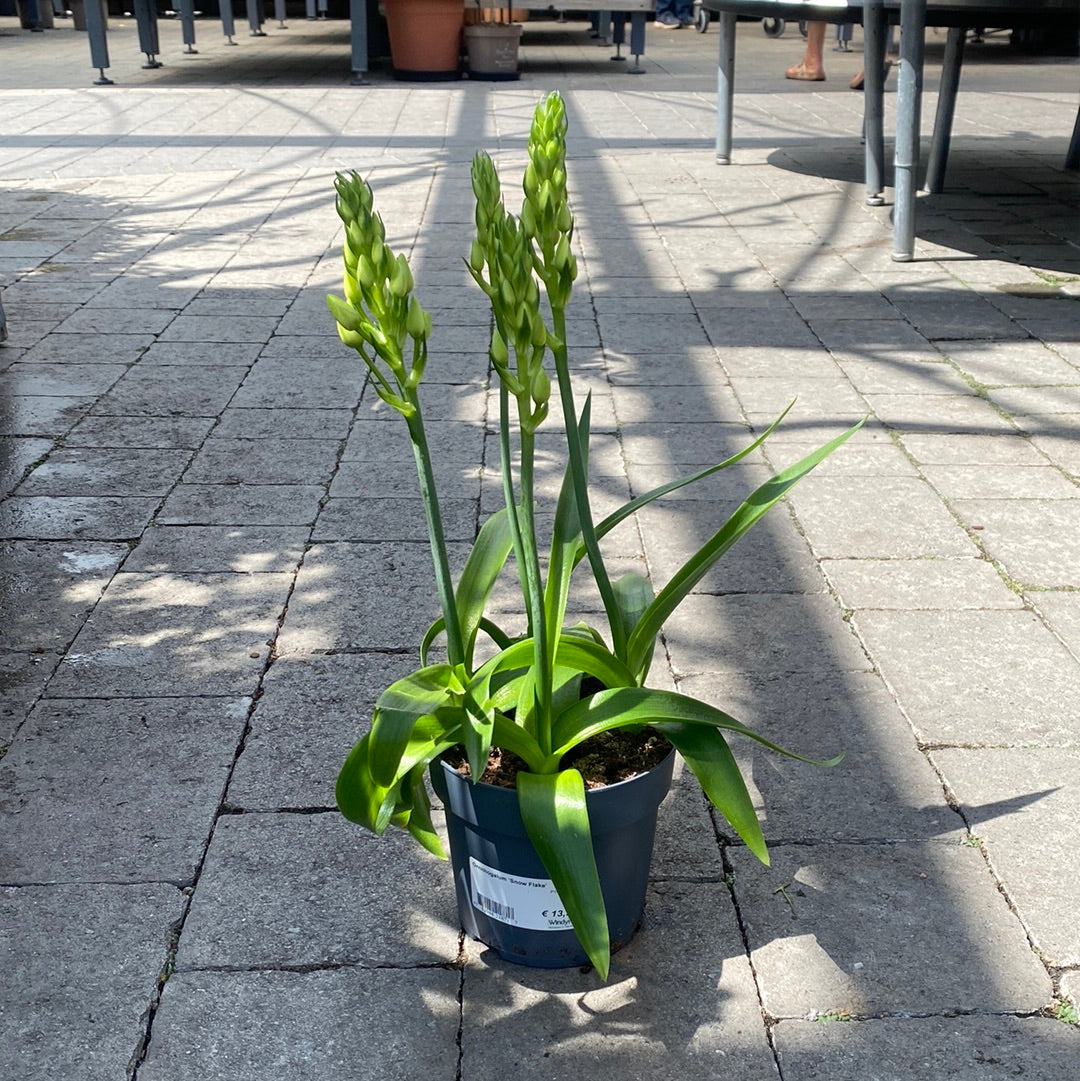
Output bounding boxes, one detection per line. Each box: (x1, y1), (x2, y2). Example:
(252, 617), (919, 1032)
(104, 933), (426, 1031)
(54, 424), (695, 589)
(786, 20), (826, 80)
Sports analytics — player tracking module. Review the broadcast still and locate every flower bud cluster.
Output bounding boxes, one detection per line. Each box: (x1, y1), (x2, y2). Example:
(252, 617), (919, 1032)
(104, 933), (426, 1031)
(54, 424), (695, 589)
(467, 151), (551, 434)
(522, 92), (577, 311)
(328, 170), (432, 415)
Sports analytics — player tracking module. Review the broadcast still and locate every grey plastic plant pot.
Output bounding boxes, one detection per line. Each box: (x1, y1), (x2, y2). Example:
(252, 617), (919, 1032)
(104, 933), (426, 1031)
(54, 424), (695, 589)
(430, 746), (675, 969)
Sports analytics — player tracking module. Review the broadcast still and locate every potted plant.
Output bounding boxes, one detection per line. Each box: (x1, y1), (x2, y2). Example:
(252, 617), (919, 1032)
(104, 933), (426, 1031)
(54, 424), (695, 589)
(463, 1), (523, 80)
(327, 92), (859, 981)
(382, 0), (465, 80)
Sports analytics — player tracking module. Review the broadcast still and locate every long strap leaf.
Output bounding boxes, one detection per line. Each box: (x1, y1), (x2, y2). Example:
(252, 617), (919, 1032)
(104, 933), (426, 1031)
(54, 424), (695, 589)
(626, 419), (864, 675)
(551, 686), (843, 767)
(652, 721), (769, 864)
(517, 769), (610, 980)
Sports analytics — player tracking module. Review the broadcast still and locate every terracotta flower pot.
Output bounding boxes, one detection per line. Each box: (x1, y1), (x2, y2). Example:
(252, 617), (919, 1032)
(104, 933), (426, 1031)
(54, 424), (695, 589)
(383, 0), (466, 81)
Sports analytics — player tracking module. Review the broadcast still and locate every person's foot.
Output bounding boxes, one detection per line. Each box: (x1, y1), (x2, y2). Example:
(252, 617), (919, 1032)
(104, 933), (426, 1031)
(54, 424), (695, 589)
(655, 12), (681, 28)
(785, 62), (825, 82)
(678, 14), (695, 27)
(849, 60), (892, 90)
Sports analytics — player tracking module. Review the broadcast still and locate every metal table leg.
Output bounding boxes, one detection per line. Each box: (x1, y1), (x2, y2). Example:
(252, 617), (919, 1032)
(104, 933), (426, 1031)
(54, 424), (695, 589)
(892, 0), (926, 261)
(863, 0), (887, 205)
(715, 10), (736, 165)
(924, 25), (965, 193)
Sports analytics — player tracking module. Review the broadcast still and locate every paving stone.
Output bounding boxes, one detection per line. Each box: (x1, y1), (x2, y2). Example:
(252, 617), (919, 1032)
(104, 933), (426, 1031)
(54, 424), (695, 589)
(931, 745), (1080, 967)
(678, 668), (961, 845)
(636, 501), (828, 595)
(940, 338), (1080, 387)
(0, 436), (51, 497)
(899, 431), (1049, 466)
(278, 541), (462, 654)
(0, 652), (58, 748)
(0, 494), (160, 540)
(833, 355), (969, 396)
(156, 482), (324, 526)
(1030, 591), (1080, 659)
(988, 384), (1080, 416)
(123, 524), (309, 574)
(950, 498), (1080, 587)
(15, 447), (193, 497)
(137, 340), (265, 366)
(730, 842), (1052, 1018)
(773, 1015), (1079, 1080)
(315, 495), (479, 544)
(17, 333), (154, 366)
(611, 380), (743, 426)
(821, 557), (1022, 610)
(183, 437), (341, 486)
(91, 365), (249, 417)
(0, 361), (128, 397)
(662, 592), (872, 680)
(139, 968), (461, 1081)
(852, 609), (1080, 746)
(231, 356), (364, 410)
(176, 812), (460, 969)
(228, 652), (418, 810)
(63, 414), (215, 449)
(2, 394), (96, 437)
(213, 406), (355, 441)
(0, 883), (184, 1081)
(785, 474), (973, 558)
(157, 313), (280, 343)
(331, 456), (481, 499)
(461, 879), (776, 1080)
(47, 571), (289, 696)
(733, 378), (868, 422)
(0, 696), (248, 883)
(921, 463), (1078, 500)
(863, 392), (1015, 434)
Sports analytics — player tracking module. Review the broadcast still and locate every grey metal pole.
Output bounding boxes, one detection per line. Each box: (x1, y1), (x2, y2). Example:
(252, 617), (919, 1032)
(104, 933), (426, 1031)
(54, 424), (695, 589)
(924, 26), (965, 193)
(178, 0), (198, 52)
(247, 0), (266, 36)
(221, 0), (238, 44)
(892, 0), (926, 261)
(349, 0), (368, 83)
(83, 0), (114, 84)
(716, 10), (736, 165)
(133, 0), (163, 68)
(863, 0), (886, 205)
(628, 11), (646, 72)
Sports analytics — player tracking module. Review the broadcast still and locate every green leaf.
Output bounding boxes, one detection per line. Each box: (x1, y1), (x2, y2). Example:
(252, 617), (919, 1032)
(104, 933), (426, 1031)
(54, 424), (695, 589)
(543, 398), (592, 664)
(652, 721), (769, 864)
(336, 733), (395, 832)
(626, 418), (864, 675)
(402, 764), (447, 859)
(517, 770), (610, 980)
(367, 665), (458, 787)
(551, 686), (842, 768)
(455, 509), (515, 668)
(589, 403), (797, 552)
(338, 716), (463, 834)
(611, 572), (655, 684)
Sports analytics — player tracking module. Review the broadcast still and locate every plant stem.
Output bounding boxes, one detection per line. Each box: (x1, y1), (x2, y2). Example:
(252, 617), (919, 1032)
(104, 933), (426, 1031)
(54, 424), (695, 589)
(516, 423), (553, 755)
(404, 400), (466, 669)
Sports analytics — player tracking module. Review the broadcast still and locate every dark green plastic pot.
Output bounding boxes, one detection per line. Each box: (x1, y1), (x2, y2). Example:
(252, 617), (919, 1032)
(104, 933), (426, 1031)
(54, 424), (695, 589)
(430, 747), (675, 969)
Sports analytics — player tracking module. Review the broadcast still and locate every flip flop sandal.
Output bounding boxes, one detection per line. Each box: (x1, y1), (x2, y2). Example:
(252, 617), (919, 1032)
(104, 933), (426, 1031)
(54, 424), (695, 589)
(785, 63), (825, 82)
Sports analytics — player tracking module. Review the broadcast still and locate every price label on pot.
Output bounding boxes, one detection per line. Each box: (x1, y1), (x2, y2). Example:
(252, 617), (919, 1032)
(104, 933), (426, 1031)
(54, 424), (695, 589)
(468, 857), (573, 931)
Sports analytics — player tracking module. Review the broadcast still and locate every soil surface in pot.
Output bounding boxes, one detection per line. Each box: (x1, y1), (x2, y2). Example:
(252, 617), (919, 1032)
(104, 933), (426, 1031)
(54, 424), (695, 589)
(448, 728), (671, 789)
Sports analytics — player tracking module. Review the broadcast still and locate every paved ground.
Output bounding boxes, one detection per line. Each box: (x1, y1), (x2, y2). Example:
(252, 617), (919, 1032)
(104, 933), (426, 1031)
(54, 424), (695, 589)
(1, 11), (1079, 1080)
